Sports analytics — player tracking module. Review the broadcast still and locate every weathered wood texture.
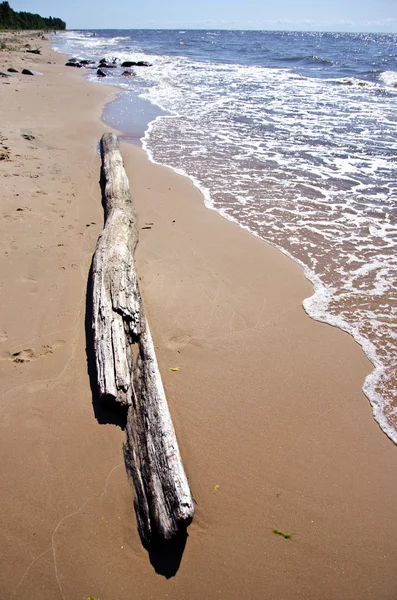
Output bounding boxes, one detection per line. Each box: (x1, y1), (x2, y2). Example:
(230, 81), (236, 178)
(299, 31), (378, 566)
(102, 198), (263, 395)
(92, 132), (140, 406)
(92, 132), (194, 543)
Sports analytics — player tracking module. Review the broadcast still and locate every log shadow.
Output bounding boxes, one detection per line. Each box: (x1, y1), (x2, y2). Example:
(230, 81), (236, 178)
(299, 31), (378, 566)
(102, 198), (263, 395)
(145, 530), (189, 579)
(84, 165), (127, 429)
(85, 258), (128, 430)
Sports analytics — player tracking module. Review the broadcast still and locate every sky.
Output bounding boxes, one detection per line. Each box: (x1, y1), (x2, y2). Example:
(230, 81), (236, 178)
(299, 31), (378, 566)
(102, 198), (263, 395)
(10, 0), (397, 32)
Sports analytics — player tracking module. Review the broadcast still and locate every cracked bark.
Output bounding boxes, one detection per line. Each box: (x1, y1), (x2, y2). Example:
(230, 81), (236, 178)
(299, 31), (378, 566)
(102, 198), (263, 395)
(92, 133), (194, 543)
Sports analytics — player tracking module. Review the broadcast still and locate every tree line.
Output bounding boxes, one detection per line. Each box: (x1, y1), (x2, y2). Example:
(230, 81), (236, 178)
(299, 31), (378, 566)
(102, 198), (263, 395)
(0, 2), (66, 30)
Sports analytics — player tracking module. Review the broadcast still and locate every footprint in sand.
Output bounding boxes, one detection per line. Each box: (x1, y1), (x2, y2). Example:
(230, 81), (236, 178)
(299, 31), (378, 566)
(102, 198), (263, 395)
(11, 348), (36, 363)
(166, 333), (193, 350)
(21, 275), (38, 293)
(41, 341), (65, 355)
(8, 341), (65, 363)
(0, 331), (8, 343)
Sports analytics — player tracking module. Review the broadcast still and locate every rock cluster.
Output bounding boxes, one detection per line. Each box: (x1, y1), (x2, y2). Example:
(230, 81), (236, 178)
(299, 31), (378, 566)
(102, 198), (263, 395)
(1, 68), (35, 76)
(64, 55), (152, 78)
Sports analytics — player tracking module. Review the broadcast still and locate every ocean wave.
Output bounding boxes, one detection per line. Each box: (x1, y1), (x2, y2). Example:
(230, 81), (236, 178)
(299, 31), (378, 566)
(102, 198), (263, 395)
(52, 29), (397, 443)
(280, 54), (334, 66)
(326, 76), (375, 88)
(142, 118), (397, 444)
(380, 70), (397, 87)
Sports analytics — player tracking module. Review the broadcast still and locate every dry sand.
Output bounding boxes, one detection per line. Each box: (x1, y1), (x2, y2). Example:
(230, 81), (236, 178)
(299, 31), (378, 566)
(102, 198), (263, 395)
(0, 33), (397, 600)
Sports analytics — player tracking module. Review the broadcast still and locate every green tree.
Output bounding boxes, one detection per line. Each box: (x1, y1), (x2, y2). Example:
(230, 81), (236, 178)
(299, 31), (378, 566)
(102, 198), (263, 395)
(0, 1), (66, 30)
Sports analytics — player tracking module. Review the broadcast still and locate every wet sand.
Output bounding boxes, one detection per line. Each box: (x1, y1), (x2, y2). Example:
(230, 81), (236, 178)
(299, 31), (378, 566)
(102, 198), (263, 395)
(0, 33), (397, 600)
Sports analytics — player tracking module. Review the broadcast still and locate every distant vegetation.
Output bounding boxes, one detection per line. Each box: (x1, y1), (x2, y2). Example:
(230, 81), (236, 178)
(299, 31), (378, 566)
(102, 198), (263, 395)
(0, 1), (66, 30)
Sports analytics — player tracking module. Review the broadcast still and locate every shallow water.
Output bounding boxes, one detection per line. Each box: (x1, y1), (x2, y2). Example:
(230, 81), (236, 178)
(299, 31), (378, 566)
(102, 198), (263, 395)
(53, 29), (397, 442)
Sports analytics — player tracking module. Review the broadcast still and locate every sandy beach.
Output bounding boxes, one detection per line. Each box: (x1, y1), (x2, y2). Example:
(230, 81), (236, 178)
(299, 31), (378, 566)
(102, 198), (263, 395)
(1, 33), (397, 600)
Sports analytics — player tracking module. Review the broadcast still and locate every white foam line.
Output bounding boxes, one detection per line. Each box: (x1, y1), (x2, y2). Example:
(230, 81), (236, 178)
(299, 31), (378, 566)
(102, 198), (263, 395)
(51, 34), (397, 445)
(141, 115), (396, 446)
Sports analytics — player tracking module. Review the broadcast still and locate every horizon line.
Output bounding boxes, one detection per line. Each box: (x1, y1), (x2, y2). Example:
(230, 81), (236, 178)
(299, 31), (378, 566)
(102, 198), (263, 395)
(67, 26), (397, 35)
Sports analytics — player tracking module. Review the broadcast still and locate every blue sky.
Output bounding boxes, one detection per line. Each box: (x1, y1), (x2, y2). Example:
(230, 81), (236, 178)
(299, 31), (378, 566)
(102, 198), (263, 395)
(10, 0), (397, 32)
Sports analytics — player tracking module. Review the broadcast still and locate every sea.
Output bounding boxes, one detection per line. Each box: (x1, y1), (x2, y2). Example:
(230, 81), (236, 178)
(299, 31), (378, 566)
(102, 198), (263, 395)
(52, 29), (397, 443)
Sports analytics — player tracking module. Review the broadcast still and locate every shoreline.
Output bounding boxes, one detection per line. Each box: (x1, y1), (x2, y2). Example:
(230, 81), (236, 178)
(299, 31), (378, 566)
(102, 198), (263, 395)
(140, 118), (391, 442)
(1, 32), (397, 600)
(76, 32), (396, 445)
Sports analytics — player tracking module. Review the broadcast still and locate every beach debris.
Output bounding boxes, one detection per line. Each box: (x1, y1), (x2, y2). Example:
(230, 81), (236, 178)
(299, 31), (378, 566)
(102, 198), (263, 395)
(21, 133), (35, 140)
(213, 484), (220, 494)
(141, 226), (152, 230)
(65, 60), (82, 68)
(170, 367), (180, 371)
(26, 48), (41, 55)
(121, 60), (152, 67)
(272, 529), (295, 540)
(21, 69), (34, 76)
(96, 69), (106, 78)
(92, 132), (194, 545)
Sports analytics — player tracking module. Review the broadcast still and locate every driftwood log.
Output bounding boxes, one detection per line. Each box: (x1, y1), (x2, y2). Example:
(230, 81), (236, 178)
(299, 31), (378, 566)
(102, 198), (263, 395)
(92, 133), (194, 544)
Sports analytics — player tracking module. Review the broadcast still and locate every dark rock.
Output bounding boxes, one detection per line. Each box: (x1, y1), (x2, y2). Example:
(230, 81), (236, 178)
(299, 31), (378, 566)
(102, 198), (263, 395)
(100, 57), (119, 64)
(65, 61), (82, 67)
(22, 69), (34, 76)
(68, 58), (94, 66)
(7, 68), (19, 73)
(121, 70), (135, 77)
(121, 60), (152, 67)
(98, 63), (117, 69)
(97, 69), (106, 77)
